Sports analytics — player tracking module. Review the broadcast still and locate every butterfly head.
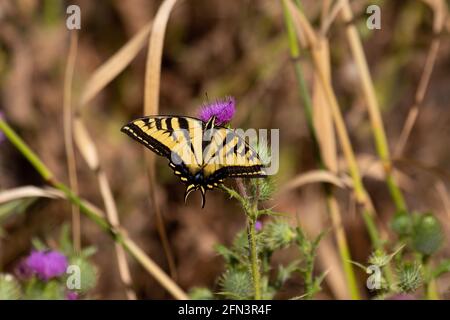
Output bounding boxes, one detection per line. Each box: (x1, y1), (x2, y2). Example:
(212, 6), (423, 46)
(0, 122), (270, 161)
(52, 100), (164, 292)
(184, 183), (207, 208)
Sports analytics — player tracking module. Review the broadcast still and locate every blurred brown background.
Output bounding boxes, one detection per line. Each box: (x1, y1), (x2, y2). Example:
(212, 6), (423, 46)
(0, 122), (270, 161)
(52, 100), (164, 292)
(0, 0), (450, 299)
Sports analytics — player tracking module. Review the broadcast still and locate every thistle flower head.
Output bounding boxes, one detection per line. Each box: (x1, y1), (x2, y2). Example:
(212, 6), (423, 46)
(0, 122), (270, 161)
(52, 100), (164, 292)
(199, 96), (236, 125)
(25, 250), (68, 281)
(255, 221), (263, 231)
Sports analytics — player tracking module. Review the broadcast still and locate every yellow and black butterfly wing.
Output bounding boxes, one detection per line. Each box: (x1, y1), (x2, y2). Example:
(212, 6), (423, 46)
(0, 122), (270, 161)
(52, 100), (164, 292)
(202, 127), (265, 189)
(121, 116), (203, 182)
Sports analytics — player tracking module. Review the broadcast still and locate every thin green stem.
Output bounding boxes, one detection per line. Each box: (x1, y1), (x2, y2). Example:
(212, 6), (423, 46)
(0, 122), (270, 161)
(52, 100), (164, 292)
(235, 179), (261, 300)
(248, 218), (261, 300)
(422, 256), (440, 300)
(0, 119), (53, 181)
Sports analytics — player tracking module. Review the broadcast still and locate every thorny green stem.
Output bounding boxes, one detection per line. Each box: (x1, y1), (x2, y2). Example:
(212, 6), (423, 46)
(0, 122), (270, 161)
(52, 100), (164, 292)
(0, 118), (188, 300)
(236, 179), (261, 300)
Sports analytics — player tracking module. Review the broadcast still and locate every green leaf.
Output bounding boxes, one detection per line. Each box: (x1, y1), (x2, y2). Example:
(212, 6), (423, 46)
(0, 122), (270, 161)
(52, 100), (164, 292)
(432, 259), (450, 278)
(0, 198), (36, 223)
(31, 237), (48, 251)
(276, 259), (300, 288)
(58, 223), (73, 255)
(23, 277), (65, 300)
(80, 246), (97, 258)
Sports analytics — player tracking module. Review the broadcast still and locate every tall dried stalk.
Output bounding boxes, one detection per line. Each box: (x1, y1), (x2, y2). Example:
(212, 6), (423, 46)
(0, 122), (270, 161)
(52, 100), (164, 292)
(143, 0), (179, 280)
(395, 0), (447, 157)
(339, 0), (407, 212)
(63, 31), (80, 252)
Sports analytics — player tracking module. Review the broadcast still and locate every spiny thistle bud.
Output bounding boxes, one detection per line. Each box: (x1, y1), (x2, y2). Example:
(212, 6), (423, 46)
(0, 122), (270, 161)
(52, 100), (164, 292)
(391, 211), (413, 237)
(398, 262), (422, 293)
(412, 213), (443, 256)
(368, 249), (391, 267)
(219, 269), (253, 299)
(264, 220), (296, 251)
(68, 256), (97, 293)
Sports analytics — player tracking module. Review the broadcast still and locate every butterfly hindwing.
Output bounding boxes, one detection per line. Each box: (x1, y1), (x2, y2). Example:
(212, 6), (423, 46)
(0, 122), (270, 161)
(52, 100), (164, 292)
(202, 127), (265, 182)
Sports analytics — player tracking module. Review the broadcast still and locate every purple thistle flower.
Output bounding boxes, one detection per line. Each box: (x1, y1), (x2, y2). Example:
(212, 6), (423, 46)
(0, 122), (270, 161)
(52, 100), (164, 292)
(199, 96), (236, 125)
(25, 250), (69, 281)
(255, 221), (263, 231)
(66, 291), (79, 300)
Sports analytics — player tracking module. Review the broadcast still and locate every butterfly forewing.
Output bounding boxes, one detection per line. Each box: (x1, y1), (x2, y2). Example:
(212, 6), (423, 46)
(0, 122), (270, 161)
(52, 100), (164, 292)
(121, 116), (203, 181)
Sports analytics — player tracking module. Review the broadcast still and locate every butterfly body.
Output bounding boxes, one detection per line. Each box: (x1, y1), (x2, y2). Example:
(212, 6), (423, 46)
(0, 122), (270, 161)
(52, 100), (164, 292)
(121, 115), (265, 207)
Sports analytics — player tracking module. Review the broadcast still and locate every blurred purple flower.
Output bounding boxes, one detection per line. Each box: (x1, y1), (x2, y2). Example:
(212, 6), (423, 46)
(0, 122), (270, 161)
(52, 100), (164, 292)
(66, 291), (79, 300)
(199, 96), (236, 125)
(25, 250), (69, 281)
(255, 221), (263, 231)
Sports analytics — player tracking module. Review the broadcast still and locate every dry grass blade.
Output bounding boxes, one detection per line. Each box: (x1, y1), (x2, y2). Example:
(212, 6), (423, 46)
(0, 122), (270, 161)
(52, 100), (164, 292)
(143, 0), (179, 280)
(74, 117), (137, 299)
(395, 0), (447, 156)
(144, 0), (178, 115)
(279, 170), (346, 195)
(63, 31), (81, 252)
(80, 21), (153, 107)
(435, 181), (450, 223)
(320, 0), (345, 36)
(0, 186), (65, 203)
(73, 119), (99, 169)
(312, 39), (337, 172)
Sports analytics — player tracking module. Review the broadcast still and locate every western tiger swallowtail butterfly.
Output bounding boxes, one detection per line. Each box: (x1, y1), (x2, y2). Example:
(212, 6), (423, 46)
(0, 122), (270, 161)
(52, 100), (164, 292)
(121, 115), (265, 207)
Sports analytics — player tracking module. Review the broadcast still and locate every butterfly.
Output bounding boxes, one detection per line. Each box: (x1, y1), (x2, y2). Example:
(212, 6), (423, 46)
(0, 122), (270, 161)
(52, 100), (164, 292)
(121, 115), (265, 207)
